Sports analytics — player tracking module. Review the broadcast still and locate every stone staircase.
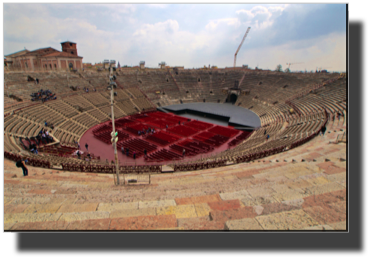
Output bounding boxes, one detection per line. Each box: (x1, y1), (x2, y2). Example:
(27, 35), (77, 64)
(4, 122), (346, 231)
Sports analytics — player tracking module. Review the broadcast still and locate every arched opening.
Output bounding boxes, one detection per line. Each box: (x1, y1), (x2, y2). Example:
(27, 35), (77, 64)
(44, 64), (47, 70)
(68, 62), (73, 70)
(166, 79), (169, 82)
(258, 81), (262, 85)
(186, 91), (189, 93)
(229, 93), (238, 104)
(54, 64), (57, 69)
(49, 64), (52, 69)
(71, 51), (74, 54)
(198, 78), (201, 82)
(25, 62), (28, 68)
(210, 91), (213, 94)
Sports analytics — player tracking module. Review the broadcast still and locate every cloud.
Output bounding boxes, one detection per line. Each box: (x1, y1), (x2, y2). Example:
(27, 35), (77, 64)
(205, 18), (241, 31)
(3, 3), (346, 71)
(236, 5), (287, 30)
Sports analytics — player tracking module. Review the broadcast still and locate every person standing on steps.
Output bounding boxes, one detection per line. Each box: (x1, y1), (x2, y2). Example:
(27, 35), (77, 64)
(321, 125), (327, 137)
(126, 147), (129, 157)
(121, 146), (124, 154)
(85, 143), (89, 151)
(16, 158), (28, 176)
(133, 151), (136, 160)
(144, 148), (147, 157)
(183, 148), (186, 157)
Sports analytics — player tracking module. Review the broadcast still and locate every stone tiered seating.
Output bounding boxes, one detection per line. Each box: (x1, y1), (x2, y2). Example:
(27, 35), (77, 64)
(63, 95), (95, 111)
(82, 92), (109, 107)
(46, 100), (80, 118)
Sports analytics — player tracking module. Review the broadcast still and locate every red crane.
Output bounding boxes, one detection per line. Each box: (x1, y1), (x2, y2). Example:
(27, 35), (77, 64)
(234, 27), (251, 67)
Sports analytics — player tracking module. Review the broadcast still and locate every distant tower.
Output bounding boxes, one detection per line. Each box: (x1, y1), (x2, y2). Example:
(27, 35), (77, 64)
(140, 61), (145, 69)
(159, 62), (166, 69)
(61, 41), (78, 56)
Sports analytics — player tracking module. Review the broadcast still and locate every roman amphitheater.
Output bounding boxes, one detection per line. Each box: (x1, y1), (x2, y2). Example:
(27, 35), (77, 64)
(3, 66), (347, 231)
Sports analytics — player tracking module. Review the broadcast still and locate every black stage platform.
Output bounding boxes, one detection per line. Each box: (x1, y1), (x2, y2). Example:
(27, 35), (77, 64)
(161, 103), (261, 129)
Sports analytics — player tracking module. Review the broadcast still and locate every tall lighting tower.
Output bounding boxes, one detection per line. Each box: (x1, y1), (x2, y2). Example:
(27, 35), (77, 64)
(108, 60), (120, 185)
(234, 27), (251, 67)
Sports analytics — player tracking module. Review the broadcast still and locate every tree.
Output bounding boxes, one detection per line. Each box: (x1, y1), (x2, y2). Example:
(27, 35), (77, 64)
(275, 64), (283, 72)
(284, 68), (290, 73)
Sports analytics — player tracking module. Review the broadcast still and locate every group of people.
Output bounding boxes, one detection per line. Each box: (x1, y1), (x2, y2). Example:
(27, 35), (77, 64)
(120, 147), (140, 160)
(36, 128), (54, 145)
(30, 143), (38, 155)
(30, 89), (56, 102)
(138, 127), (155, 136)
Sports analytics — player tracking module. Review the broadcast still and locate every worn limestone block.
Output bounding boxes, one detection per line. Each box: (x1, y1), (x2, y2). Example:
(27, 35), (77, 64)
(59, 211), (109, 222)
(97, 202), (139, 212)
(4, 213), (62, 224)
(138, 199), (176, 209)
(23, 203), (62, 214)
(110, 207), (156, 219)
(219, 190), (251, 201)
(194, 203), (211, 217)
(57, 203), (99, 213)
(11, 221), (69, 230)
(67, 218), (111, 230)
(157, 204), (197, 219)
(225, 218), (263, 230)
(256, 209), (319, 230)
(110, 214), (177, 230)
(175, 194), (221, 205)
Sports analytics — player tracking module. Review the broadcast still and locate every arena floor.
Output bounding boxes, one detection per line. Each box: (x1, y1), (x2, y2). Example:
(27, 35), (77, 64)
(79, 110), (249, 165)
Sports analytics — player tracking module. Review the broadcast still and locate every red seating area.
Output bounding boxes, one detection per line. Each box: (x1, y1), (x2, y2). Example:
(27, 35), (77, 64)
(185, 120), (213, 130)
(147, 111), (173, 119)
(93, 124), (112, 134)
(145, 148), (182, 162)
(163, 116), (189, 124)
(167, 125), (199, 136)
(145, 131), (181, 146)
(193, 131), (229, 147)
(87, 111), (251, 164)
(193, 131), (215, 141)
(228, 131), (252, 147)
(125, 122), (151, 136)
(117, 138), (157, 159)
(173, 139), (214, 155)
(208, 125), (239, 138)
(94, 129), (129, 145)
(114, 118), (135, 127)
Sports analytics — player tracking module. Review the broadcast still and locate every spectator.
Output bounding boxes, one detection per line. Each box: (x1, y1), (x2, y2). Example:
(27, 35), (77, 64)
(16, 158), (28, 176)
(78, 143), (81, 150)
(85, 143), (89, 151)
(121, 147), (124, 154)
(36, 78), (39, 84)
(266, 134), (270, 141)
(42, 131), (47, 143)
(126, 147), (129, 157)
(166, 124), (168, 130)
(144, 149), (147, 157)
(183, 149), (186, 157)
(264, 129), (267, 135)
(133, 151), (136, 160)
(77, 150), (81, 159)
(321, 125), (327, 137)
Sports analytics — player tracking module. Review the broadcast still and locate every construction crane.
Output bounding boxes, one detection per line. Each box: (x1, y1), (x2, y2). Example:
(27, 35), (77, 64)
(286, 62), (304, 69)
(234, 27), (251, 67)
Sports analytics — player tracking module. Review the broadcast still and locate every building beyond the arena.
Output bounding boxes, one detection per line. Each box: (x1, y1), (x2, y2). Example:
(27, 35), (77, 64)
(4, 41), (83, 71)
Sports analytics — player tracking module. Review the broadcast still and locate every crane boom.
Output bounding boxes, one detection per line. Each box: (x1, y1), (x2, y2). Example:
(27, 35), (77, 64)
(234, 27), (251, 67)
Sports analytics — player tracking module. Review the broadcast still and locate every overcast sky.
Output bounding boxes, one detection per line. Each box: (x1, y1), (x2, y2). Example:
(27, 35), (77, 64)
(3, 3), (346, 72)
